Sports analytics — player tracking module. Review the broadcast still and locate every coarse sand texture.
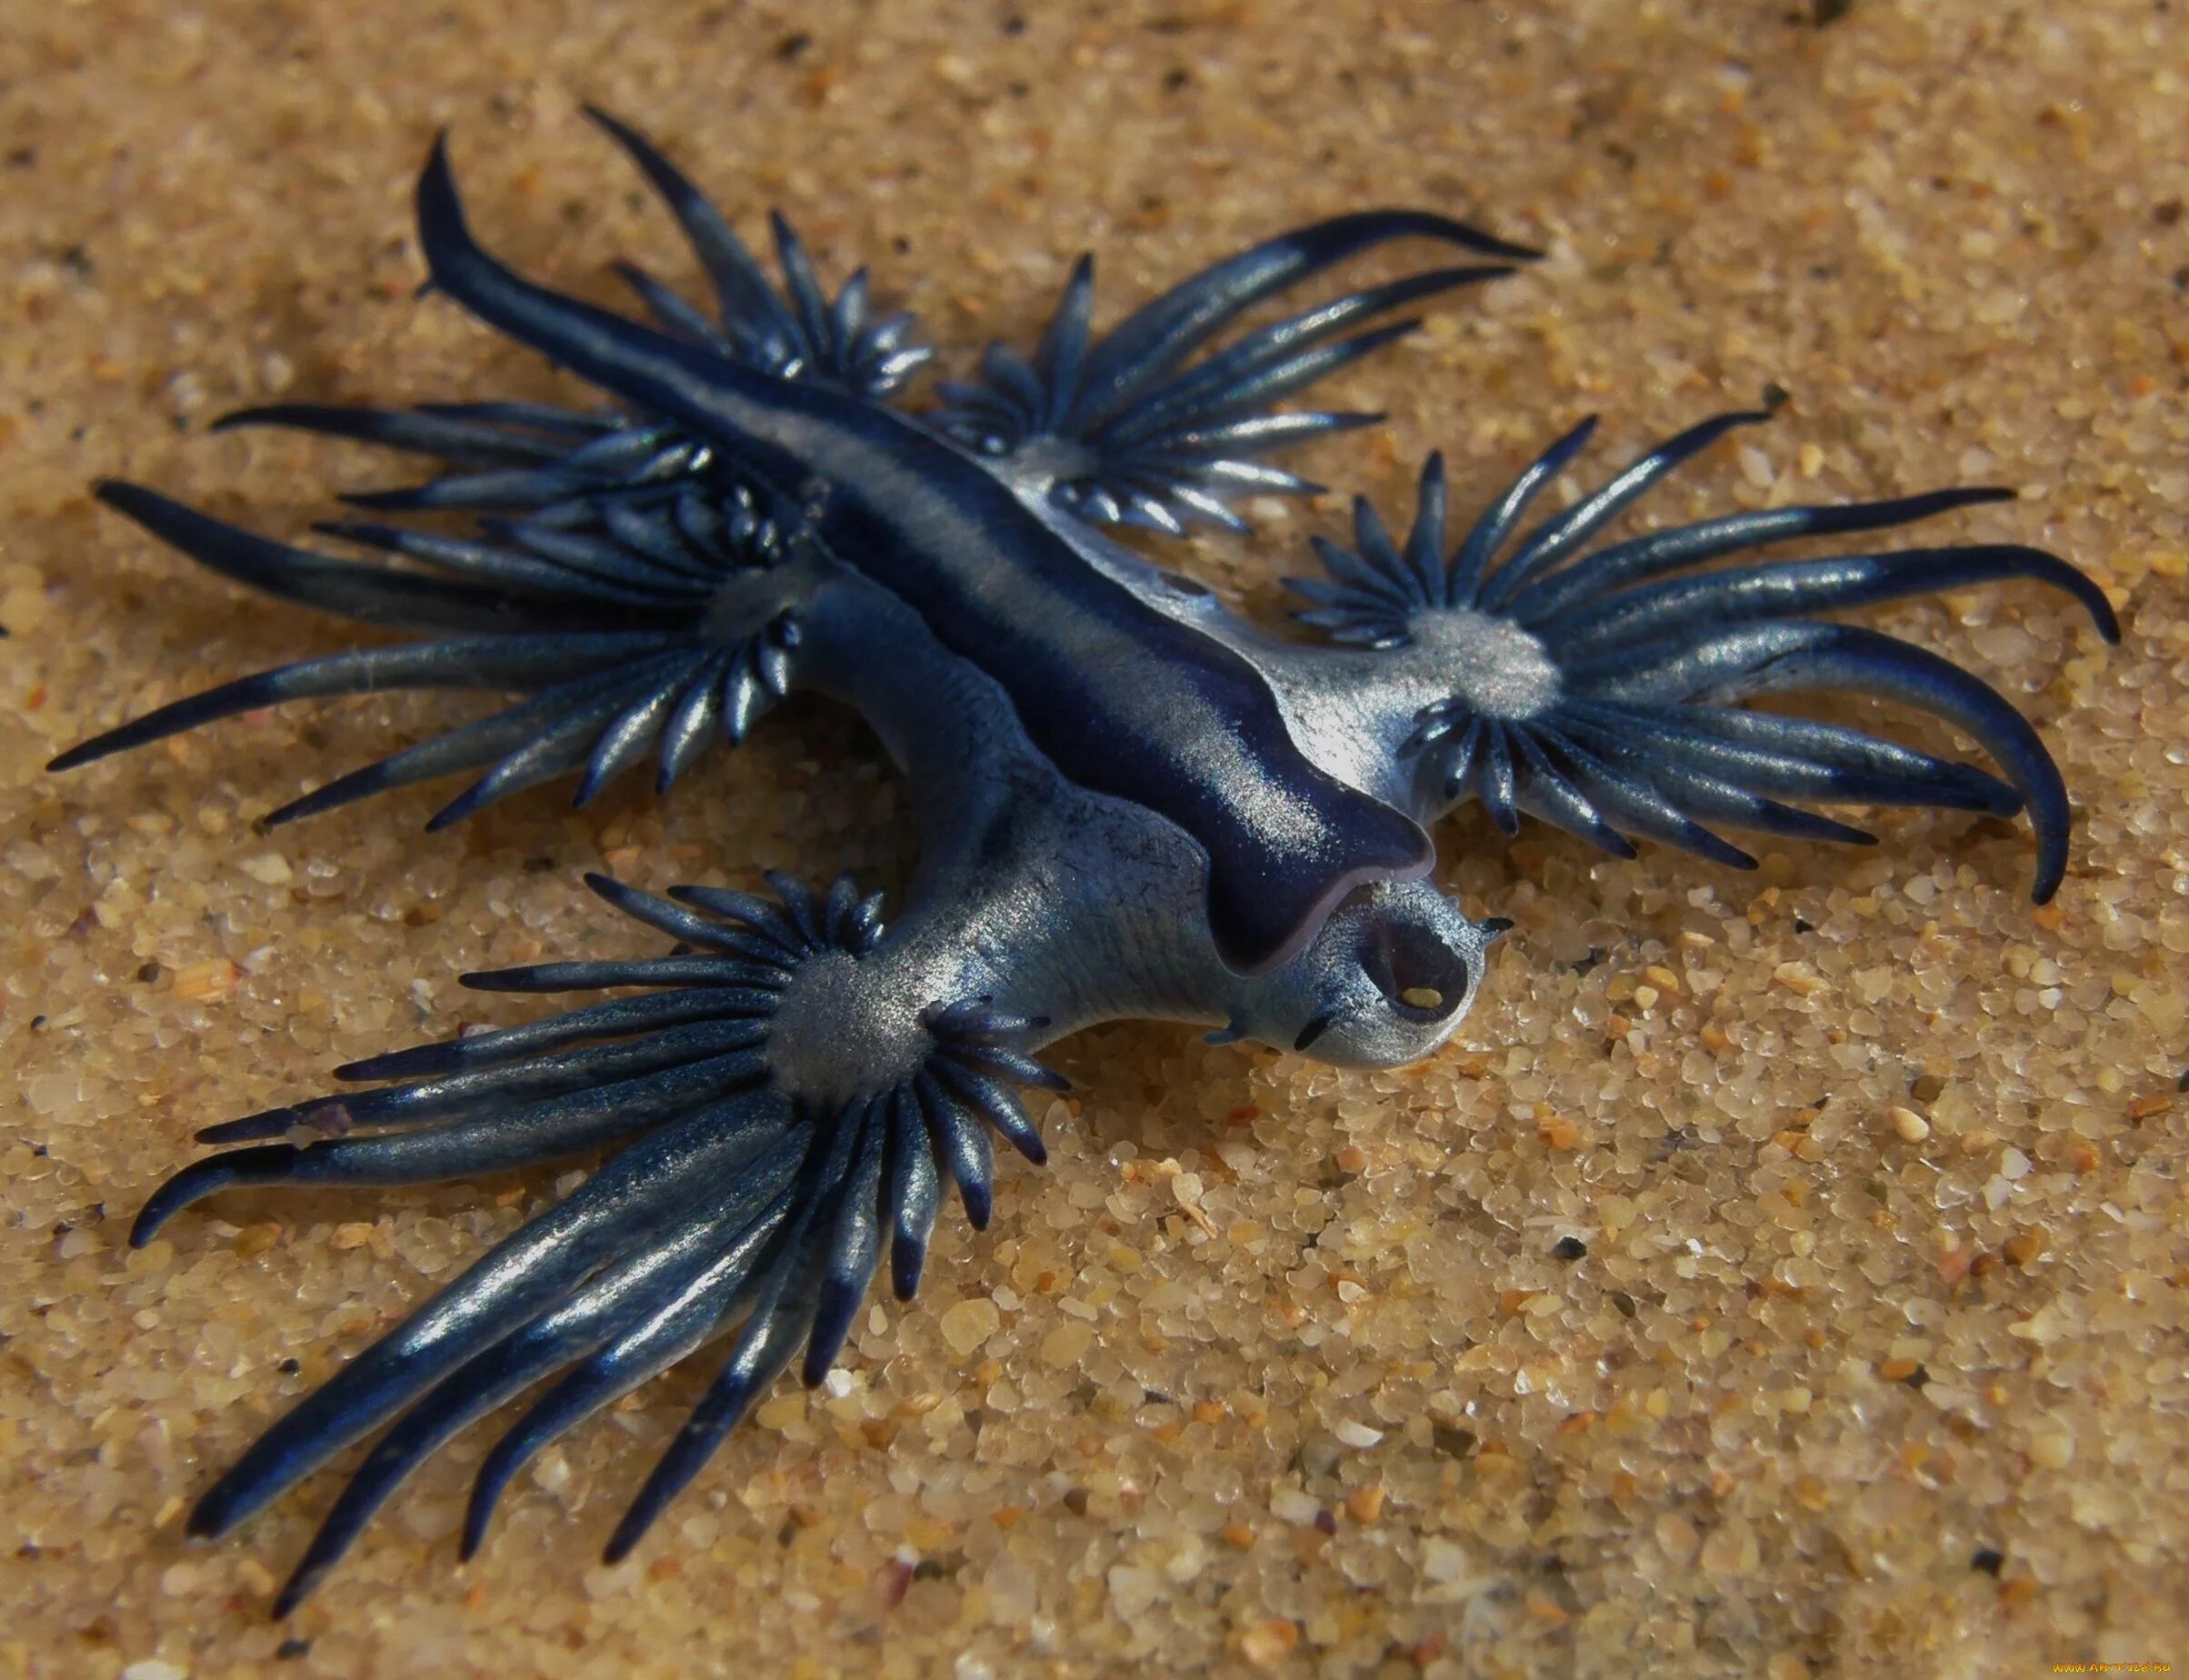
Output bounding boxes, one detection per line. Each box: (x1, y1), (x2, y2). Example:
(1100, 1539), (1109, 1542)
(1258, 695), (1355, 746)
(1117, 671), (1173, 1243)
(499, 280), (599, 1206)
(3, 3), (2185, 1675)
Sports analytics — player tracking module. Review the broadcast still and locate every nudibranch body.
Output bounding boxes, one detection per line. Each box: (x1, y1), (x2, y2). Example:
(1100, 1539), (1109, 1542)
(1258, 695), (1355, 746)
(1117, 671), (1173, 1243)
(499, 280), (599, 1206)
(55, 111), (2116, 1615)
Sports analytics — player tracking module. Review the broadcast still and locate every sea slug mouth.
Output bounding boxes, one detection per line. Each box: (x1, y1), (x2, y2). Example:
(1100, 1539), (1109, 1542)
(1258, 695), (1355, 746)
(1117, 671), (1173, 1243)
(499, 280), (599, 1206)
(1358, 914), (1473, 1025)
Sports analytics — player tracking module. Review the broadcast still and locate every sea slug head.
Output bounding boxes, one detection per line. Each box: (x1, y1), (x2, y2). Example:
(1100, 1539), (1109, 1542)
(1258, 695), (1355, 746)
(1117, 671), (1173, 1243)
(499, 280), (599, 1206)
(1230, 879), (1509, 1070)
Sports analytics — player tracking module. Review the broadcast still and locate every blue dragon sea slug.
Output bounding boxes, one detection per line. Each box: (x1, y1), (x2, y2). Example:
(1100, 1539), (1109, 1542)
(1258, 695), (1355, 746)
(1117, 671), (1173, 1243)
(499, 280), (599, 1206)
(54, 111), (2119, 1616)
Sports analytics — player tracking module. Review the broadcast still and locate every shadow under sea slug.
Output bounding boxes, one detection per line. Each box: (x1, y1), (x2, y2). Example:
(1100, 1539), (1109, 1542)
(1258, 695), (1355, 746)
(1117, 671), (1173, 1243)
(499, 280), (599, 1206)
(54, 110), (2118, 1615)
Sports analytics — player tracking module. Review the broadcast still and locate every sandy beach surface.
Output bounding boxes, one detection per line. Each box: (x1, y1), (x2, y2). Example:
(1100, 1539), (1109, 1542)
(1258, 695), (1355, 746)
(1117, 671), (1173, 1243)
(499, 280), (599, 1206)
(3, 2), (2184, 1674)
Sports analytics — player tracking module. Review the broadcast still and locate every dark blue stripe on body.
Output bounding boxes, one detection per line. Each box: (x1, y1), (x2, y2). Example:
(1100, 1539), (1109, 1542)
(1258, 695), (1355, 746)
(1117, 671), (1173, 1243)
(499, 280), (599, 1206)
(411, 163), (1428, 972)
(792, 413), (1434, 974)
